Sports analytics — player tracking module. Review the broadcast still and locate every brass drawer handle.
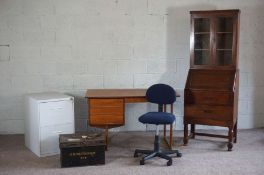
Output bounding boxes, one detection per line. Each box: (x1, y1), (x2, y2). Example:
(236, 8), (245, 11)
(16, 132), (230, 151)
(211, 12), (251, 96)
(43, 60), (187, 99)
(203, 110), (213, 113)
(204, 97), (213, 100)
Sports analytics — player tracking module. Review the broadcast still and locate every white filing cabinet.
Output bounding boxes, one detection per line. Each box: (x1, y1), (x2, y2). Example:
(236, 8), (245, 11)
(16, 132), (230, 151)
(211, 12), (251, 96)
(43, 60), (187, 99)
(25, 92), (75, 157)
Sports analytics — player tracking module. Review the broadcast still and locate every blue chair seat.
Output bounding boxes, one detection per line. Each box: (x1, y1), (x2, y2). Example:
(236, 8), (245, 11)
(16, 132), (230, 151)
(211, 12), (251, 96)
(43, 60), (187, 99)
(139, 112), (175, 125)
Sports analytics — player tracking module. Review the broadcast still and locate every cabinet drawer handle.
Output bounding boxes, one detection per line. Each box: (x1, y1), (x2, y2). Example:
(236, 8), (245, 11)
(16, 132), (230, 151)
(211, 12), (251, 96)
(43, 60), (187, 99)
(51, 107), (63, 110)
(203, 110), (212, 113)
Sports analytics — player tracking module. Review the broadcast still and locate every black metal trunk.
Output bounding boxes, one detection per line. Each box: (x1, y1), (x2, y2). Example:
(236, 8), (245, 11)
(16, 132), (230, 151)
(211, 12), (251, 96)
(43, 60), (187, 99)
(59, 132), (105, 168)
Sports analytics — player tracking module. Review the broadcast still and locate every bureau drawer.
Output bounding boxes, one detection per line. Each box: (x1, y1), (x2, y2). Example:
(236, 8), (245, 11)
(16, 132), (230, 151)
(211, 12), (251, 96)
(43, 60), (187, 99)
(185, 105), (233, 121)
(185, 90), (233, 105)
(39, 100), (74, 127)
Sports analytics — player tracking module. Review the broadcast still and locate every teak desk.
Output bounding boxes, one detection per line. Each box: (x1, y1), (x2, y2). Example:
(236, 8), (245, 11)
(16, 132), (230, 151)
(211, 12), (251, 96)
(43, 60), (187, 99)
(85, 89), (180, 149)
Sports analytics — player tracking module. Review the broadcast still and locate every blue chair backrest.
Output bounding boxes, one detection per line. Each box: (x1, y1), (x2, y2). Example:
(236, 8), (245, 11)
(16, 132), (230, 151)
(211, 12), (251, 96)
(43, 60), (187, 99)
(146, 84), (176, 105)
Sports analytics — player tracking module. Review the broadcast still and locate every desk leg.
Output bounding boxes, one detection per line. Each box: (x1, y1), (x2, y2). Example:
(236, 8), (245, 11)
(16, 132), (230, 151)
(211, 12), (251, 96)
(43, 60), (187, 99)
(105, 125), (108, 151)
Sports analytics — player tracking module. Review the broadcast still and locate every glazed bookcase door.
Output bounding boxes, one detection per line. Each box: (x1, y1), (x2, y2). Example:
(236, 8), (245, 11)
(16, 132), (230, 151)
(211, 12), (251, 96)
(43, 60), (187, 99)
(215, 16), (236, 67)
(191, 15), (213, 68)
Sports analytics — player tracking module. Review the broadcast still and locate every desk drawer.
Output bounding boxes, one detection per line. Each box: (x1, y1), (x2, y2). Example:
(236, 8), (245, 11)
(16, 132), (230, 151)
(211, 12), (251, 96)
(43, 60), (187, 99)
(89, 114), (124, 125)
(90, 107), (123, 115)
(185, 105), (233, 121)
(89, 98), (124, 125)
(89, 99), (123, 107)
(185, 90), (233, 105)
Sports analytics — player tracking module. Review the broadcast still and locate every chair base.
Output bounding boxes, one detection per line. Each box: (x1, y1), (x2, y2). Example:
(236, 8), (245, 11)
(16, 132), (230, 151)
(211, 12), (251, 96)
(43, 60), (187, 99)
(134, 125), (182, 166)
(134, 149), (182, 166)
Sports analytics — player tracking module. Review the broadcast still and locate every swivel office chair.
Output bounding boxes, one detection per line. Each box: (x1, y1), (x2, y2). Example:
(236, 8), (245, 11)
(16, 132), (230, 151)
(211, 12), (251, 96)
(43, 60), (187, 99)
(134, 84), (182, 166)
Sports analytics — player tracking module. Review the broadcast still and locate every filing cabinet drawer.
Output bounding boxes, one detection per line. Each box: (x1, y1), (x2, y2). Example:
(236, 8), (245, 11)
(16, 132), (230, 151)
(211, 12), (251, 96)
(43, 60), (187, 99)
(39, 100), (74, 127)
(40, 123), (74, 156)
(185, 105), (233, 121)
(185, 90), (233, 105)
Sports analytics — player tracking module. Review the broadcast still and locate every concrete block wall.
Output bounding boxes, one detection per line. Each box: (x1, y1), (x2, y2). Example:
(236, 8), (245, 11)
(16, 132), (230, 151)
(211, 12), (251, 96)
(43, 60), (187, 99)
(0, 0), (264, 134)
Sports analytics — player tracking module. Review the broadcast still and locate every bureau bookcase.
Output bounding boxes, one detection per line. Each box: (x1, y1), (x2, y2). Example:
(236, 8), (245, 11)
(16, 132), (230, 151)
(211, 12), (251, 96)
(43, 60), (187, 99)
(184, 10), (240, 151)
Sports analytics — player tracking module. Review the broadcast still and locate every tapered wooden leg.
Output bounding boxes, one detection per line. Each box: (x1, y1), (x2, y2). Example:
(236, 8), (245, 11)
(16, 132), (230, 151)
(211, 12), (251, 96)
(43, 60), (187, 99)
(191, 124), (195, 139)
(184, 123), (188, 146)
(234, 122), (237, 143)
(227, 126), (233, 151)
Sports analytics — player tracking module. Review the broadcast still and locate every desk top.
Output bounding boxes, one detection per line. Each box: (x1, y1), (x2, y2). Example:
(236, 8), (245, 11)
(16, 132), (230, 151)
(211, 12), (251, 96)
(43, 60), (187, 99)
(85, 89), (180, 98)
(86, 89), (147, 98)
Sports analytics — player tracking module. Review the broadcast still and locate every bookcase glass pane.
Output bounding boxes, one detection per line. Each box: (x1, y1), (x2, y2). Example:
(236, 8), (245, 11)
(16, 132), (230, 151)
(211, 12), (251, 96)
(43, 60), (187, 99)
(194, 50), (209, 65)
(195, 34), (210, 49)
(217, 33), (233, 49)
(217, 17), (233, 32)
(216, 50), (232, 65)
(194, 18), (210, 32)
